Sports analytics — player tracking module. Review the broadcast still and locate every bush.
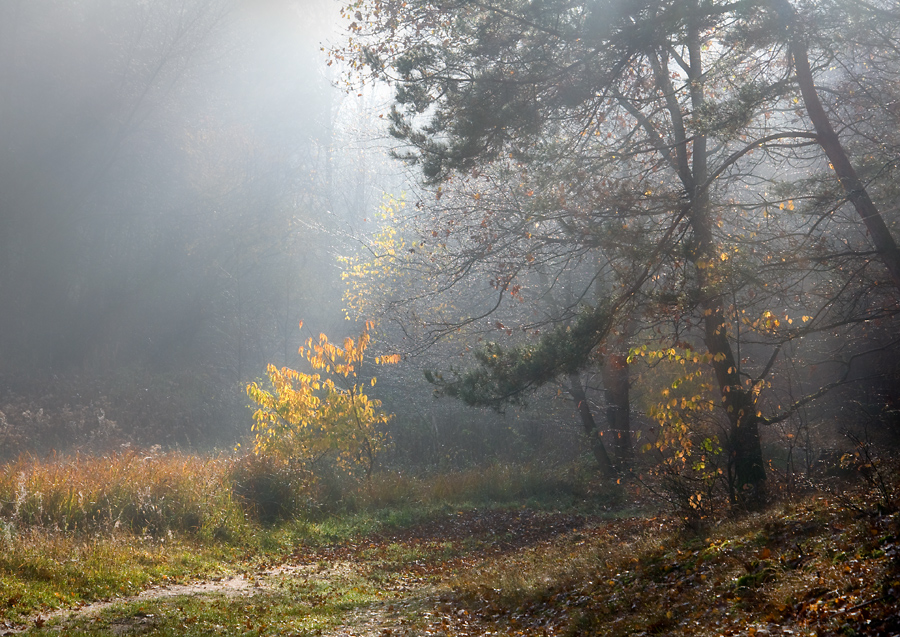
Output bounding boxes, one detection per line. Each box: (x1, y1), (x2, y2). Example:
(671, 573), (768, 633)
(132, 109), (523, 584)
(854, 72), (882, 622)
(246, 322), (394, 479)
(228, 453), (311, 524)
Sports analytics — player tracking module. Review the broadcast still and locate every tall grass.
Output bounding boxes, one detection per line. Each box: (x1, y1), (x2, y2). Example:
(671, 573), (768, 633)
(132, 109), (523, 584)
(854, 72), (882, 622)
(0, 452), (605, 538)
(0, 451), (613, 622)
(0, 451), (247, 539)
(0, 451), (261, 623)
(355, 462), (597, 511)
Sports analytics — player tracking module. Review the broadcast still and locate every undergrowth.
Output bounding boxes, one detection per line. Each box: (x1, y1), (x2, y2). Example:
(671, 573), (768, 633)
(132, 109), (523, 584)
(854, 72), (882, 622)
(4, 450), (897, 637)
(0, 451), (606, 624)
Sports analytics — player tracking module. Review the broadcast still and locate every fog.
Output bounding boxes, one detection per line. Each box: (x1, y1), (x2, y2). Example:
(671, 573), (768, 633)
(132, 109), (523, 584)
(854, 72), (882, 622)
(1, 0), (897, 481)
(0, 0), (412, 451)
(1, 4), (898, 632)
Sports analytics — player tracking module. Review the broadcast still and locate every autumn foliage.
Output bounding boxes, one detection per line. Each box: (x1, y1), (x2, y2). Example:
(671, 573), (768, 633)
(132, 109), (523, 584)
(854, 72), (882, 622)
(246, 322), (397, 478)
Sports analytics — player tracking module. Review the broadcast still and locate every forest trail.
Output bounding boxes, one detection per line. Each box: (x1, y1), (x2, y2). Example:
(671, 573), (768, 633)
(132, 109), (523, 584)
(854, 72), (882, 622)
(15, 501), (898, 636)
(20, 561), (424, 636)
(14, 509), (595, 636)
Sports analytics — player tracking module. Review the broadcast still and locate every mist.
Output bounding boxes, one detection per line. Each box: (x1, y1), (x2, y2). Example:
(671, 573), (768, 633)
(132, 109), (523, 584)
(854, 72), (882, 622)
(1, 0), (898, 482)
(1, 3), (899, 633)
(0, 0), (401, 453)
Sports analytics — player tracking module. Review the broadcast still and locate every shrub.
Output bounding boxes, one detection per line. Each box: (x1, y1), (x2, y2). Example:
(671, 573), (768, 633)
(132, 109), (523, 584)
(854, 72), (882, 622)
(228, 453), (311, 524)
(246, 321), (396, 479)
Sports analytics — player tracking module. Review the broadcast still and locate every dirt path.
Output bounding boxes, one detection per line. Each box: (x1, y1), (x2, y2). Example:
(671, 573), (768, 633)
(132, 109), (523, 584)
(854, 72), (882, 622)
(8, 564), (368, 634)
(11, 510), (597, 636)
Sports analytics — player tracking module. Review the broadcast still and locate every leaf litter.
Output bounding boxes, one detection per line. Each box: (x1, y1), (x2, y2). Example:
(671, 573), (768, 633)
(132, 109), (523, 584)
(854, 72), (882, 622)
(9, 497), (900, 636)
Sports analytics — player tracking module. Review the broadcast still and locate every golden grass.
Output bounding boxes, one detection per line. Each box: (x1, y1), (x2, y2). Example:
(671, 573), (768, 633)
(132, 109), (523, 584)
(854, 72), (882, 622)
(0, 451), (246, 537)
(343, 461), (597, 513)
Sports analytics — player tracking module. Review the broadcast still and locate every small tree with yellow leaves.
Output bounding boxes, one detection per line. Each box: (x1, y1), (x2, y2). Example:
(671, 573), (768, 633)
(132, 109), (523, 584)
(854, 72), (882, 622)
(246, 321), (398, 479)
(628, 344), (725, 525)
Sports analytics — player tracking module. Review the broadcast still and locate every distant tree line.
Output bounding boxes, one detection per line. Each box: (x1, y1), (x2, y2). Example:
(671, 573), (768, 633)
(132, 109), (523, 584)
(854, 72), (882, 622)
(0, 0), (391, 452)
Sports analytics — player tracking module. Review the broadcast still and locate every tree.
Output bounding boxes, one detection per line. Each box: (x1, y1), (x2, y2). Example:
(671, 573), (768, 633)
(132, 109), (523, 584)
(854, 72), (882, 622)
(339, 0), (900, 503)
(246, 321), (397, 479)
(342, 189), (637, 476)
(769, 0), (900, 291)
(338, 0), (756, 497)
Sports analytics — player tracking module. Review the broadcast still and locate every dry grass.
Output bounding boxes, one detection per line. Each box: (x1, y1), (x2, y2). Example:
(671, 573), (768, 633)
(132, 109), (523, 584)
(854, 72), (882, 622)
(0, 452), (607, 624)
(0, 450), (257, 622)
(339, 461), (603, 514)
(0, 451), (247, 538)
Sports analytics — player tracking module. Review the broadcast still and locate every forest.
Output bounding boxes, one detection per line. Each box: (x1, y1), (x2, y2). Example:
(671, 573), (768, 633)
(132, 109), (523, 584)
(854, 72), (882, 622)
(0, 0), (899, 635)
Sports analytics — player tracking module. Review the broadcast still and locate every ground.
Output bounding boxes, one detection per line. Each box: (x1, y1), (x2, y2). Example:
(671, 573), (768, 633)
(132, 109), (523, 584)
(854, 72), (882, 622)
(7, 497), (900, 637)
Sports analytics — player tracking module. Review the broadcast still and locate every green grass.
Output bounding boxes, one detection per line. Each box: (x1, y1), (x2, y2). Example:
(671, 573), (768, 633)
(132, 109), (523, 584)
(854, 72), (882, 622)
(1, 450), (898, 637)
(0, 529), (242, 624)
(27, 585), (380, 636)
(0, 452), (607, 627)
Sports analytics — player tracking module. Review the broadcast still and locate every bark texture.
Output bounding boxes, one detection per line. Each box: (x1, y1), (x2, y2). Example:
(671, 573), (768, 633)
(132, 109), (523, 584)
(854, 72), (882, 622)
(770, 0), (900, 290)
(569, 373), (616, 478)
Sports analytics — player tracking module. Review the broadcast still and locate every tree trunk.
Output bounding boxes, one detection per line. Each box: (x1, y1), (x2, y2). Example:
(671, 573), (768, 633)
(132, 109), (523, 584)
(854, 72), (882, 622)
(682, 5), (766, 502)
(568, 373), (616, 478)
(686, 197), (767, 502)
(700, 298), (767, 501)
(770, 0), (900, 291)
(602, 353), (632, 468)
